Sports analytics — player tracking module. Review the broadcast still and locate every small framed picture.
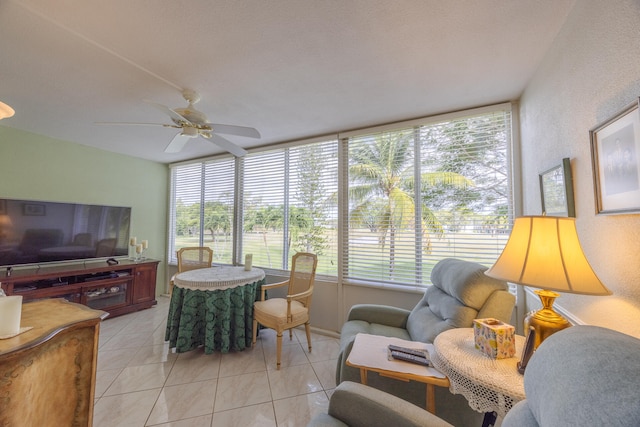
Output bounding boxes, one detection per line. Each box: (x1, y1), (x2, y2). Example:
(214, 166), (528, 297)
(539, 158), (575, 217)
(23, 203), (46, 216)
(590, 98), (640, 214)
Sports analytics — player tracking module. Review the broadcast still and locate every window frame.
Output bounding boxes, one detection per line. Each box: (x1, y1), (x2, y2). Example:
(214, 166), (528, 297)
(168, 102), (517, 288)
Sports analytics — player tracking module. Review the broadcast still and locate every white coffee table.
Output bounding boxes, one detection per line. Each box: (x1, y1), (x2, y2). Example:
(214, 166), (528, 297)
(346, 333), (450, 414)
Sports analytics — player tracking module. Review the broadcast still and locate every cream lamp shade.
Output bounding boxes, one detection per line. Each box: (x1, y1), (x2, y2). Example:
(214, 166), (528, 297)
(485, 215), (611, 296)
(485, 215), (610, 350)
(0, 101), (15, 120)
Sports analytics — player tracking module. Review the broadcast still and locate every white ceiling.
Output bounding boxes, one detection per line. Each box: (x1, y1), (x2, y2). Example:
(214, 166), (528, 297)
(0, 0), (575, 164)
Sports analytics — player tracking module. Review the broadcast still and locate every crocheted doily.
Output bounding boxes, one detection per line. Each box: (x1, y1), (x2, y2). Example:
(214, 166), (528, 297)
(431, 328), (525, 418)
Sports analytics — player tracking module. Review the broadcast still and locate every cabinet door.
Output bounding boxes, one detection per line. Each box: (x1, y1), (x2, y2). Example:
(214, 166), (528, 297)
(131, 263), (157, 303)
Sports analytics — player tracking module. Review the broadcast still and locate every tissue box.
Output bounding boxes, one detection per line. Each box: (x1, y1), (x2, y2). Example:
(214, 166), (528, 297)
(473, 318), (515, 359)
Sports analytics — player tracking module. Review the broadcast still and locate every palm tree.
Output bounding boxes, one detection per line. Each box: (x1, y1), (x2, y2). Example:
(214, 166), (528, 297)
(349, 131), (472, 278)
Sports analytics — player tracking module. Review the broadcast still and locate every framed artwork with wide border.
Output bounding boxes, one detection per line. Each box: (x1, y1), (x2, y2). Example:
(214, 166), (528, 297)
(539, 157), (575, 217)
(590, 98), (640, 214)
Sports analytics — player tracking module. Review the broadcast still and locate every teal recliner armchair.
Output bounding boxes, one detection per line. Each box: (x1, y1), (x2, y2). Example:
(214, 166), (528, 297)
(310, 325), (640, 427)
(335, 258), (515, 425)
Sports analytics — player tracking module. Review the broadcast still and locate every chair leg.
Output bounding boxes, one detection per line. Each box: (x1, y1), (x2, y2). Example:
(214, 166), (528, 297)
(276, 332), (283, 370)
(252, 318), (258, 346)
(289, 329), (293, 340)
(304, 322), (312, 352)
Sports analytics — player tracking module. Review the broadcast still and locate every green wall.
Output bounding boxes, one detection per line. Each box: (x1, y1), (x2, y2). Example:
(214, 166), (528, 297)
(0, 126), (169, 294)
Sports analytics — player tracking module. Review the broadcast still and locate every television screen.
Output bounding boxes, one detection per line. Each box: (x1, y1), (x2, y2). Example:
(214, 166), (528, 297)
(0, 198), (131, 268)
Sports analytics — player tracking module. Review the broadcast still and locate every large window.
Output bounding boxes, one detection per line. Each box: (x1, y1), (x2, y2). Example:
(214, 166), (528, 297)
(242, 140), (339, 276)
(168, 158), (236, 264)
(168, 104), (513, 287)
(343, 107), (513, 286)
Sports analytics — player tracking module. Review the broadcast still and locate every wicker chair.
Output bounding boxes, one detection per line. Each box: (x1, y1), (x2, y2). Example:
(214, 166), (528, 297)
(252, 252), (318, 369)
(169, 246), (214, 294)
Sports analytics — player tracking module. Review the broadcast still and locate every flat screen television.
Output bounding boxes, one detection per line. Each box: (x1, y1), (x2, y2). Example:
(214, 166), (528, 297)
(0, 198), (131, 268)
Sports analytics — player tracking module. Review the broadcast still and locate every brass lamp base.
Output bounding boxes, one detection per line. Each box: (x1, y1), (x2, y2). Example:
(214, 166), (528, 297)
(525, 289), (571, 350)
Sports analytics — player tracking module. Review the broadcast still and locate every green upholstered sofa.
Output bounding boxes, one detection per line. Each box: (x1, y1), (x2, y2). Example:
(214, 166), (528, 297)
(335, 258), (515, 425)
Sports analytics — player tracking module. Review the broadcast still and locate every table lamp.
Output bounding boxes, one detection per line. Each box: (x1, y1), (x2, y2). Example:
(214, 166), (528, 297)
(485, 215), (611, 350)
(0, 101), (15, 120)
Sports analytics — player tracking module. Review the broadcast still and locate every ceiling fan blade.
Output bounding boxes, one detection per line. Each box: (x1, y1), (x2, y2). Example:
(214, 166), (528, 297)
(207, 123), (261, 139)
(95, 121), (180, 129)
(164, 133), (192, 153)
(206, 133), (248, 157)
(144, 100), (191, 124)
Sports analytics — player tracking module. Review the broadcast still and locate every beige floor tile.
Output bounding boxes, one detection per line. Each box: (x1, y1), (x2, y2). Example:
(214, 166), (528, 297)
(146, 379), (217, 425)
(267, 364), (323, 400)
(211, 402), (277, 427)
(165, 349), (221, 386)
(98, 347), (138, 371)
(128, 342), (178, 367)
(147, 414), (212, 427)
(100, 331), (153, 351)
(218, 346), (266, 377)
(304, 339), (340, 363)
(272, 391), (330, 427)
(147, 415), (211, 427)
(93, 388), (162, 427)
(311, 359), (338, 390)
(264, 342), (310, 370)
(104, 362), (173, 396)
(148, 323), (171, 345)
(214, 371), (272, 412)
(91, 295), (339, 427)
(293, 327), (338, 343)
(95, 368), (122, 398)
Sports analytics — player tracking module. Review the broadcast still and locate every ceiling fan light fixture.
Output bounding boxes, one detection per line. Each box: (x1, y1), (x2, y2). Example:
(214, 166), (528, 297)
(181, 126), (199, 138)
(0, 101), (15, 120)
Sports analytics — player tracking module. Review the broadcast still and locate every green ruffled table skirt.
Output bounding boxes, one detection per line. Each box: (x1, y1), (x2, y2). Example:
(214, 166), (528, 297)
(165, 278), (265, 354)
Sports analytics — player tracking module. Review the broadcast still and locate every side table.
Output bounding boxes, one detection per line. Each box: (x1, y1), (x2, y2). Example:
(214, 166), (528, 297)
(431, 328), (525, 423)
(346, 333), (450, 414)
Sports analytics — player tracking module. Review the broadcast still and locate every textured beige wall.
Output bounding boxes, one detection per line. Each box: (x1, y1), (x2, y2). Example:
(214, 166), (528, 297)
(0, 126), (169, 294)
(519, 0), (640, 337)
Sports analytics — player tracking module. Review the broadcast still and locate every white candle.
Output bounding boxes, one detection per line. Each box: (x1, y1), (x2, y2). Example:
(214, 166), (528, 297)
(244, 254), (253, 271)
(136, 244), (143, 254)
(0, 295), (22, 337)
(141, 240), (148, 249)
(130, 237), (137, 246)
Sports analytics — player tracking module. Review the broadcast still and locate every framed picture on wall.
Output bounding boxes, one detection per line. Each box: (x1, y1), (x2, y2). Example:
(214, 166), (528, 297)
(590, 98), (640, 214)
(539, 157), (575, 217)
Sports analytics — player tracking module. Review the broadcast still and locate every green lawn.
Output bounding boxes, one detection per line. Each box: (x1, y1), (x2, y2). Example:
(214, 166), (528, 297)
(175, 229), (508, 286)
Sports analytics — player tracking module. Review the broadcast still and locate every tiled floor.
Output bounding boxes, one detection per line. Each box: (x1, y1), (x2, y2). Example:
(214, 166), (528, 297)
(93, 296), (338, 427)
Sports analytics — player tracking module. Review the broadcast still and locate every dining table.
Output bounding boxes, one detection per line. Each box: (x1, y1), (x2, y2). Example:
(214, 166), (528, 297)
(165, 266), (266, 354)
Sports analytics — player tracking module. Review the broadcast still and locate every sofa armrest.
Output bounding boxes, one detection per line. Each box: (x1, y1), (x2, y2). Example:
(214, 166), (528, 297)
(347, 304), (411, 328)
(321, 381), (453, 427)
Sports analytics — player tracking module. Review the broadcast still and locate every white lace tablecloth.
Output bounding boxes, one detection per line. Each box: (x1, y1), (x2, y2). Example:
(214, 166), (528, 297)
(431, 328), (525, 418)
(174, 266), (265, 291)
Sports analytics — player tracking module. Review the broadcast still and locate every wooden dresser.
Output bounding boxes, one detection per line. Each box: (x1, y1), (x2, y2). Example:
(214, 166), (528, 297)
(0, 299), (107, 427)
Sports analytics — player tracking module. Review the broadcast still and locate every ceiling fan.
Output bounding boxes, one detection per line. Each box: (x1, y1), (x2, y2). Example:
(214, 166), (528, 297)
(98, 89), (260, 157)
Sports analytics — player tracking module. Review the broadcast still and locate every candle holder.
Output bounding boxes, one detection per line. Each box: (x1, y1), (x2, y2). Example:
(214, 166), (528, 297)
(133, 239), (149, 262)
(129, 237), (137, 260)
(140, 240), (149, 261)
